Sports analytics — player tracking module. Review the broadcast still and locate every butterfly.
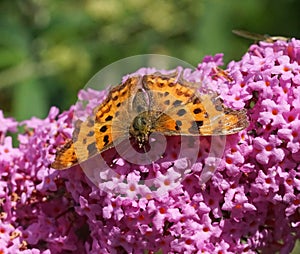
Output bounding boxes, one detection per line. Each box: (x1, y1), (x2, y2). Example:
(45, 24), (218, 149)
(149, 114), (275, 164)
(232, 29), (289, 42)
(51, 71), (249, 170)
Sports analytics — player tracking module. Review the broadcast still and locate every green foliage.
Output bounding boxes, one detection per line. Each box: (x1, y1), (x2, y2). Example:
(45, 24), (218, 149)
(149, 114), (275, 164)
(1, 0), (300, 121)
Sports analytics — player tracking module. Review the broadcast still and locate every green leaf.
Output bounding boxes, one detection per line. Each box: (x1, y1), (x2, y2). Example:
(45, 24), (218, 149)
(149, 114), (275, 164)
(12, 79), (48, 121)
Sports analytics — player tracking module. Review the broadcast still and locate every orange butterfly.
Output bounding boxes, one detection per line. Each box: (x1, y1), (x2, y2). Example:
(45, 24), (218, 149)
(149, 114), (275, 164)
(52, 72), (249, 169)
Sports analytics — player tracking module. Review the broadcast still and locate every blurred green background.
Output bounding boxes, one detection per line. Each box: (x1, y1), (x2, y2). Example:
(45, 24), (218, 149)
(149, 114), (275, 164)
(0, 0), (299, 253)
(1, 0), (300, 121)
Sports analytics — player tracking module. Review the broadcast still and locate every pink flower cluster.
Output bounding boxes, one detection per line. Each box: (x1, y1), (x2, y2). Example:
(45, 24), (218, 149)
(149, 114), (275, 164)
(1, 39), (300, 253)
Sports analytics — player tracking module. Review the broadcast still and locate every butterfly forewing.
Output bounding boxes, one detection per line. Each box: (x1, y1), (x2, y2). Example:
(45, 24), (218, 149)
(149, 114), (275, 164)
(94, 77), (140, 153)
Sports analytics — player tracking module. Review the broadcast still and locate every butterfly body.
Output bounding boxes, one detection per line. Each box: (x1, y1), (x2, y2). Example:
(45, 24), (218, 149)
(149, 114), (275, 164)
(52, 72), (249, 170)
(130, 112), (154, 148)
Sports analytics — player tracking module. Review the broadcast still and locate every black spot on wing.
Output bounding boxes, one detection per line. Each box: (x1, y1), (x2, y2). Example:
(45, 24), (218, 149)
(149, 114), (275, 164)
(87, 142), (97, 157)
(173, 100), (182, 107)
(193, 97), (201, 104)
(100, 125), (108, 133)
(175, 120), (182, 131)
(105, 115), (113, 121)
(188, 120), (203, 134)
(103, 135), (110, 146)
(195, 120), (203, 127)
(164, 100), (170, 105)
(193, 108), (202, 114)
(188, 122), (200, 134)
(87, 130), (94, 136)
(176, 120), (182, 126)
(177, 109), (186, 116)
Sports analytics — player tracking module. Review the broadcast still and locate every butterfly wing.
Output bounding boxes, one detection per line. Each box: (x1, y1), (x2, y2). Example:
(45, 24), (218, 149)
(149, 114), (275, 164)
(93, 76), (140, 152)
(143, 74), (248, 136)
(232, 29), (289, 43)
(52, 76), (141, 169)
(52, 72), (249, 170)
(51, 140), (77, 169)
(51, 118), (96, 169)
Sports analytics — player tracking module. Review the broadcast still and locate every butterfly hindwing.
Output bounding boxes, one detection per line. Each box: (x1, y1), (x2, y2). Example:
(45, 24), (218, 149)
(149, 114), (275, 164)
(51, 140), (77, 169)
